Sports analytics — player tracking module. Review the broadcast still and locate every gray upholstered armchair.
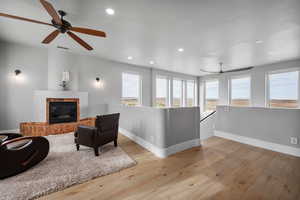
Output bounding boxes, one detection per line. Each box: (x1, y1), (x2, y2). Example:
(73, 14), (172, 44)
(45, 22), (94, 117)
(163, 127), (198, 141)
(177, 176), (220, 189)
(74, 113), (120, 156)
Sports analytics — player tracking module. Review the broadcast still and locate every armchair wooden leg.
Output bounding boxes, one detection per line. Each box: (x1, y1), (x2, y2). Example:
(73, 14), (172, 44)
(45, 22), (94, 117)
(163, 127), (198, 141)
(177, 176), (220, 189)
(94, 147), (99, 156)
(114, 140), (118, 147)
(76, 144), (80, 151)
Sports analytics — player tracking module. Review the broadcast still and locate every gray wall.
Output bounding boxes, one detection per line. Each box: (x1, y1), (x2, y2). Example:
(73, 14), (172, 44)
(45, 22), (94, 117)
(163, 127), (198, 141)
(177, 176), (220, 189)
(108, 104), (200, 148)
(108, 105), (166, 147)
(0, 41), (194, 131)
(215, 106), (300, 148)
(165, 107), (200, 146)
(0, 42), (48, 130)
(78, 55), (152, 116)
(48, 48), (80, 91)
(151, 68), (198, 107)
(199, 59), (300, 111)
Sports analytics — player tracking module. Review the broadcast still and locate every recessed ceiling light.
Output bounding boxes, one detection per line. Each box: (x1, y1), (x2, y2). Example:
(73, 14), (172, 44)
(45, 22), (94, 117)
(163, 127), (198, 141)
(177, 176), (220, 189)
(127, 56), (133, 60)
(149, 61), (155, 65)
(255, 40), (263, 44)
(105, 8), (115, 15)
(178, 48), (184, 52)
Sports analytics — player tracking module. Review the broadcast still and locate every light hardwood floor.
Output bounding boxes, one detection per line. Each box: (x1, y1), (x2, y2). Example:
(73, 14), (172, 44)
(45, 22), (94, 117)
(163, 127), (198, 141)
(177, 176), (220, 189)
(40, 135), (300, 200)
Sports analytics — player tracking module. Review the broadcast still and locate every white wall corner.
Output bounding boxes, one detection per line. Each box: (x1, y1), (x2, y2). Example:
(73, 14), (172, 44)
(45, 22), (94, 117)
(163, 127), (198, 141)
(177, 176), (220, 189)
(119, 128), (201, 158)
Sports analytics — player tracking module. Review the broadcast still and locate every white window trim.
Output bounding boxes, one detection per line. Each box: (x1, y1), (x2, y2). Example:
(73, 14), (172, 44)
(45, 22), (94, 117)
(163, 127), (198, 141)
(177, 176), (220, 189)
(229, 74), (252, 107)
(154, 74), (198, 108)
(204, 79), (219, 111)
(266, 68), (300, 108)
(121, 71), (142, 105)
(172, 78), (184, 107)
(186, 80), (197, 107)
(155, 75), (170, 107)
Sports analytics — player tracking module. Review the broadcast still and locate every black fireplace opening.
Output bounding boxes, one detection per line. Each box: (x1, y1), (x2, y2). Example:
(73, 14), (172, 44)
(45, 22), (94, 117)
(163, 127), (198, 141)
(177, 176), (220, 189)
(49, 102), (77, 124)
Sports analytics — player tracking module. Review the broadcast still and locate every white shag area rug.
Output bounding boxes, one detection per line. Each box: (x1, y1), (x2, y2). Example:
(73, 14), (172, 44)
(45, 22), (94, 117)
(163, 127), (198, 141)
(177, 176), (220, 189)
(0, 133), (136, 200)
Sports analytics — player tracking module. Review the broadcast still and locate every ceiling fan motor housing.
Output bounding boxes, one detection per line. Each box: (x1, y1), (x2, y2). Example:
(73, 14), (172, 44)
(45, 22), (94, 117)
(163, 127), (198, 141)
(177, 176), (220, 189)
(52, 18), (71, 33)
(51, 10), (71, 33)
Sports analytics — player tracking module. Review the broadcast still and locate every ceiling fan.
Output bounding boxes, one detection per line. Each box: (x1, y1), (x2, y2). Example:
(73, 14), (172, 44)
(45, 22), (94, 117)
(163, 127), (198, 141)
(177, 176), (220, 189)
(0, 0), (107, 51)
(200, 62), (254, 74)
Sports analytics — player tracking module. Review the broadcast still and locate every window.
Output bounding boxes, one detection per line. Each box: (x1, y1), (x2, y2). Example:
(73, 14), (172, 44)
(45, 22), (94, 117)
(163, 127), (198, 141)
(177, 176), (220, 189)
(173, 79), (183, 107)
(121, 72), (142, 106)
(230, 76), (251, 107)
(205, 80), (219, 111)
(187, 80), (196, 107)
(156, 76), (169, 107)
(267, 70), (299, 108)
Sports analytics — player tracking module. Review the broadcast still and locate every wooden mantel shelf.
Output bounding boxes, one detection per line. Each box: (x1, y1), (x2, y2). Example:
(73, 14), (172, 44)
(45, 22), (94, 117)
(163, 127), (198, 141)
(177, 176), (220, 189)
(20, 118), (96, 136)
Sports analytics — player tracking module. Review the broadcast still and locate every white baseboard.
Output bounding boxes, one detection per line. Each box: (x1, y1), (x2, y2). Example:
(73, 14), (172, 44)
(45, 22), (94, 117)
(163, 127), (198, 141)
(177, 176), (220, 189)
(214, 130), (300, 157)
(0, 129), (19, 133)
(119, 128), (201, 158)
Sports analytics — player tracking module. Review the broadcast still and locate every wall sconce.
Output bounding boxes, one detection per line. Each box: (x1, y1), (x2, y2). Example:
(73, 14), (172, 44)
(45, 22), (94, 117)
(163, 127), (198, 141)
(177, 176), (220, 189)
(15, 69), (21, 76)
(13, 69), (25, 83)
(59, 71), (70, 91)
(95, 77), (103, 88)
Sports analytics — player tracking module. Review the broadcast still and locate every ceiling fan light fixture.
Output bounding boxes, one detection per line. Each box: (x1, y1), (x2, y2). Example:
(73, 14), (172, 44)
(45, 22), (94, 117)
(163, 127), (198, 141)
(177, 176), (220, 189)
(127, 56), (133, 60)
(177, 48), (184, 52)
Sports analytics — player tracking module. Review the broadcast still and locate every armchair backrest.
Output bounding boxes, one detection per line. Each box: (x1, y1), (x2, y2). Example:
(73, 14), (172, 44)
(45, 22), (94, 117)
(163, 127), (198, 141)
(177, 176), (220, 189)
(95, 113), (120, 139)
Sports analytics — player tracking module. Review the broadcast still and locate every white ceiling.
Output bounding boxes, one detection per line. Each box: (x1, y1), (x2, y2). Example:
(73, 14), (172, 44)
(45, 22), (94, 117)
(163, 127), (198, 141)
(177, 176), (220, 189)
(0, 0), (300, 76)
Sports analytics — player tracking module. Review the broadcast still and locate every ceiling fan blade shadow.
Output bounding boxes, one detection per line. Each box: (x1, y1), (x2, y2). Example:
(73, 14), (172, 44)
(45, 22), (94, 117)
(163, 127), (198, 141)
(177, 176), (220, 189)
(42, 30), (60, 44)
(0, 13), (53, 26)
(67, 31), (93, 51)
(40, 0), (62, 25)
(70, 27), (106, 37)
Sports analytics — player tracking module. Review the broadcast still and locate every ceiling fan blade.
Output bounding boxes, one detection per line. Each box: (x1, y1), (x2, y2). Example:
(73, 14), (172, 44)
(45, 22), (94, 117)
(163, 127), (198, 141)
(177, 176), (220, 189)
(67, 31), (93, 51)
(200, 69), (220, 74)
(40, 0), (62, 25)
(0, 13), (53, 26)
(70, 27), (107, 37)
(223, 66), (254, 73)
(42, 30), (60, 44)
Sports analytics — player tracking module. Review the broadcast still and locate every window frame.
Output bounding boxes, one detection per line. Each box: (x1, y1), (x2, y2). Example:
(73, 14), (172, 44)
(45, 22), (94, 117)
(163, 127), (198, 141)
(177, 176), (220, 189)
(155, 75), (170, 107)
(186, 80), (197, 107)
(154, 74), (197, 108)
(204, 79), (219, 111)
(266, 68), (300, 108)
(172, 78), (184, 107)
(229, 74), (252, 107)
(121, 71), (142, 106)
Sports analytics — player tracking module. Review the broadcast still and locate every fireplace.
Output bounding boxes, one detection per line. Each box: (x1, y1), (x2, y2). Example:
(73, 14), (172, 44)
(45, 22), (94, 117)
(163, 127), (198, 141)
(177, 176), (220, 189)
(47, 98), (80, 124)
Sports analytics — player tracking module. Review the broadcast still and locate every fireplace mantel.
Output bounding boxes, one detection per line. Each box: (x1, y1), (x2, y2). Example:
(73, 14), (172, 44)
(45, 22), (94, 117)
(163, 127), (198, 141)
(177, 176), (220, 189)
(33, 90), (88, 122)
